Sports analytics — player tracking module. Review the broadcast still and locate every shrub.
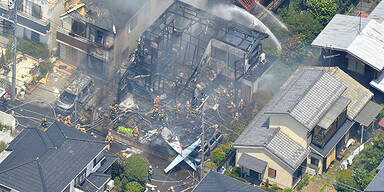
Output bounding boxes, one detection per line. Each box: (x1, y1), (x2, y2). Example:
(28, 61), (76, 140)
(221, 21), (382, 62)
(38, 59), (53, 77)
(125, 181), (145, 192)
(211, 148), (226, 164)
(295, 174), (310, 190)
(18, 38), (49, 59)
(0, 141), (6, 152)
(205, 161), (218, 169)
(118, 126), (134, 136)
(335, 169), (358, 191)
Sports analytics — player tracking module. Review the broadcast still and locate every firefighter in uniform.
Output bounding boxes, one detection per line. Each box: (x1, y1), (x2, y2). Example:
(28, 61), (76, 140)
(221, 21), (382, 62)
(64, 116), (72, 126)
(133, 128), (139, 140)
(41, 117), (48, 129)
(185, 101), (191, 119)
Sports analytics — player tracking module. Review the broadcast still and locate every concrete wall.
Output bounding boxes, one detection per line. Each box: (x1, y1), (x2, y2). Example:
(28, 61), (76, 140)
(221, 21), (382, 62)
(269, 114), (310, 148)
(236, 150), (294, 189)
(0, 111), (15, 134)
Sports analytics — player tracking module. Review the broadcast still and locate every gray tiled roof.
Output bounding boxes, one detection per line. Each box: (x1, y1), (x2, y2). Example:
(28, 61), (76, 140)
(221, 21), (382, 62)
(0, 122), (107, 192)
(235, 67), (348, 172)
(266, 130), (309, 170)
(368, 0), (384, 23)
(192, 171), (265, 192)
(238, 153), (267, 173)
(290, 72), (346, 130)
(266, 69), (346, 130)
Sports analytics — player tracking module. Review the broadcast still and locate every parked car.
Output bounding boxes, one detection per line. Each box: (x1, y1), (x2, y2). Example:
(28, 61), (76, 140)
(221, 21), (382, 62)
(56, 73), (95, 115)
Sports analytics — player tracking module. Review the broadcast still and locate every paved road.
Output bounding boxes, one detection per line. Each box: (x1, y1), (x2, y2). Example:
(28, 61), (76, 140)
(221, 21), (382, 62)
(3, 99), (56, 132)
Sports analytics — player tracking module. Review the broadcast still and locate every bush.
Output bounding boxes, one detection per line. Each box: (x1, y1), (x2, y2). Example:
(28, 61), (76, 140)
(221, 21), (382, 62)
(0, 141), (6, 152)
(335, 169), (358, 191)
(125, 181), (145, 192)
(118, 126), (134, 136)
(211, 148), (226, 164)
(0, 123), (11, 132)
(205, 161), (218, 169)
(231, 122), (246, 141)
(38, 59), (53, 77)
(123, 155), (149, 185)
(17, 38), (49, 59)
(295, 174), (310, 190)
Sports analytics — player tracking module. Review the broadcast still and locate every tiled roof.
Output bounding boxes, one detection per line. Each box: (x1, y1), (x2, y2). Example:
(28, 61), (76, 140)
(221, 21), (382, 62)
(192, 171), (265, 192)
(238, 153), (267, 173)
(266, 130), (309, 170)
(290, 72), (346, 130)
(0, 122), (107, 192)
(79, 173), (111, 192)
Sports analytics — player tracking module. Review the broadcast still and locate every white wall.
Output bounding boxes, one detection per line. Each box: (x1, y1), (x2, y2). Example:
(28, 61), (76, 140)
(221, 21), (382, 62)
(269, 114), (310, 148)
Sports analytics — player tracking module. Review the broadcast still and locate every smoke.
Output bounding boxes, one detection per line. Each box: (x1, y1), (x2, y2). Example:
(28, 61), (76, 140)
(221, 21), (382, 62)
(209, 4), (282, 50)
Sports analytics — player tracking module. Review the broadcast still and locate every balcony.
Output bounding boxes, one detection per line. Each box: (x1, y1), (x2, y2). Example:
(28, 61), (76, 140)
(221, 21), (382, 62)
(0, 4), (50, 35)
(56, 27), (110, 60)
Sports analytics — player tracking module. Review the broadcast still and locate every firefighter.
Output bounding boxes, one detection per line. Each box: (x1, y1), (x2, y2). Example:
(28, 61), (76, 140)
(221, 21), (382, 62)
(185, 101), (191, 119)
(41, 117), (48, 129)
(151, 107), (159, 120)
(154, 96), (160, 106)
(148, 165), (153, 182)
(159, 112), (166, 126)
(56, 114), (63, 122)
(64, 116), (72, 126)
(238, 99), (244, 111)
(109, 104), (117, 120)
(133, 128), (139, 140)
(106, 134), (114, 145)
(175, 103), (180, 118)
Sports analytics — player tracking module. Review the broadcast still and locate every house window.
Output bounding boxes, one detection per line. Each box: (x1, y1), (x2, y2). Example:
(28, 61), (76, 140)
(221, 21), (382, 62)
(95, 30), (103, 45)
(311, 157), (319, 166)
(31, 2), (41, 19)
(31, 31), (40, 43)
(75, 169), (87, 185)
(93, 152), (104, 167)
(268, 168), (276, 178)
(72, 20), (86, 37)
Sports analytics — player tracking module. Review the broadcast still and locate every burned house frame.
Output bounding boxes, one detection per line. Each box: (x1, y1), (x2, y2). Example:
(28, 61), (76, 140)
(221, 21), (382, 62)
(119, 1), (269, 103)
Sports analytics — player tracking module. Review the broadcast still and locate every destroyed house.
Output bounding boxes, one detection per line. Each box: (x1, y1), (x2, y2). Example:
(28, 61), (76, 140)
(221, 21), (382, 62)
(234, 67), (380, 188)
(57, 0), (145, 79)
(0, 122), (117, 192)
(117, 0), (270, 149)
(119, 0), (269, 104)
(312, 0), (384, 94)
(0, 0), (63, 48)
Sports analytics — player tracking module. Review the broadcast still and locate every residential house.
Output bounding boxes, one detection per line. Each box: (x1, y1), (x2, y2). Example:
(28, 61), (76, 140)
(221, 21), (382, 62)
(192, 171), (266, 192)
(311, 1), (384, 94)
(0, 121), (117, 192)
(0, 0), (65, 49)
(233, 67), (381, 189)
(365, 159), (384, 192)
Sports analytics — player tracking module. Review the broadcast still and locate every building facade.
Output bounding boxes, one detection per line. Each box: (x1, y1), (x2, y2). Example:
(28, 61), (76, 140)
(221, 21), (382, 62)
(234, 67), (381, 189)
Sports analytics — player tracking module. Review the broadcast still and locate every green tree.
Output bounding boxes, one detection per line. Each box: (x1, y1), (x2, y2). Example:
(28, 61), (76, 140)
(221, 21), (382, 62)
(123, 155), (149, 185)
(335, 169), (358, 191)
(113, 176), (124, 192)
(305, 0), (339, 26)
(211, 148), (226, 164)
(0, 141), (6, 153)
(353, 168), (376, 190)
(125, 181), (144, 192)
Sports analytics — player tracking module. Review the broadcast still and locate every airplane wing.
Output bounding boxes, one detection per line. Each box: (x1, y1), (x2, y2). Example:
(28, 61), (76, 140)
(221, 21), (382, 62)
(184, 157), (197, 171)
(164, 154), (185, 173)
(164, 138), (201, 173)
(182, 138), (201, 157)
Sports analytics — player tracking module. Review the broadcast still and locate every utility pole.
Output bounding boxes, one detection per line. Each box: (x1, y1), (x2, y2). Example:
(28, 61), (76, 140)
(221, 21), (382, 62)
(74, 87), (79, 124)
(9, 0), (17, 102)
(198, 96), (209, 180)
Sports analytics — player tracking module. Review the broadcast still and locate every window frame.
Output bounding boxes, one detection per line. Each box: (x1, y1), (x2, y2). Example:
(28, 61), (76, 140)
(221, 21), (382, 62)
(268, 168), (276, 178)
(31, 2), (42, 19)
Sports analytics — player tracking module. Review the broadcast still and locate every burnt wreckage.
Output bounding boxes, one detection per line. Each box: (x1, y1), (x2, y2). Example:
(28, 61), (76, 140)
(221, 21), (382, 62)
(118, 1), (269, 153)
